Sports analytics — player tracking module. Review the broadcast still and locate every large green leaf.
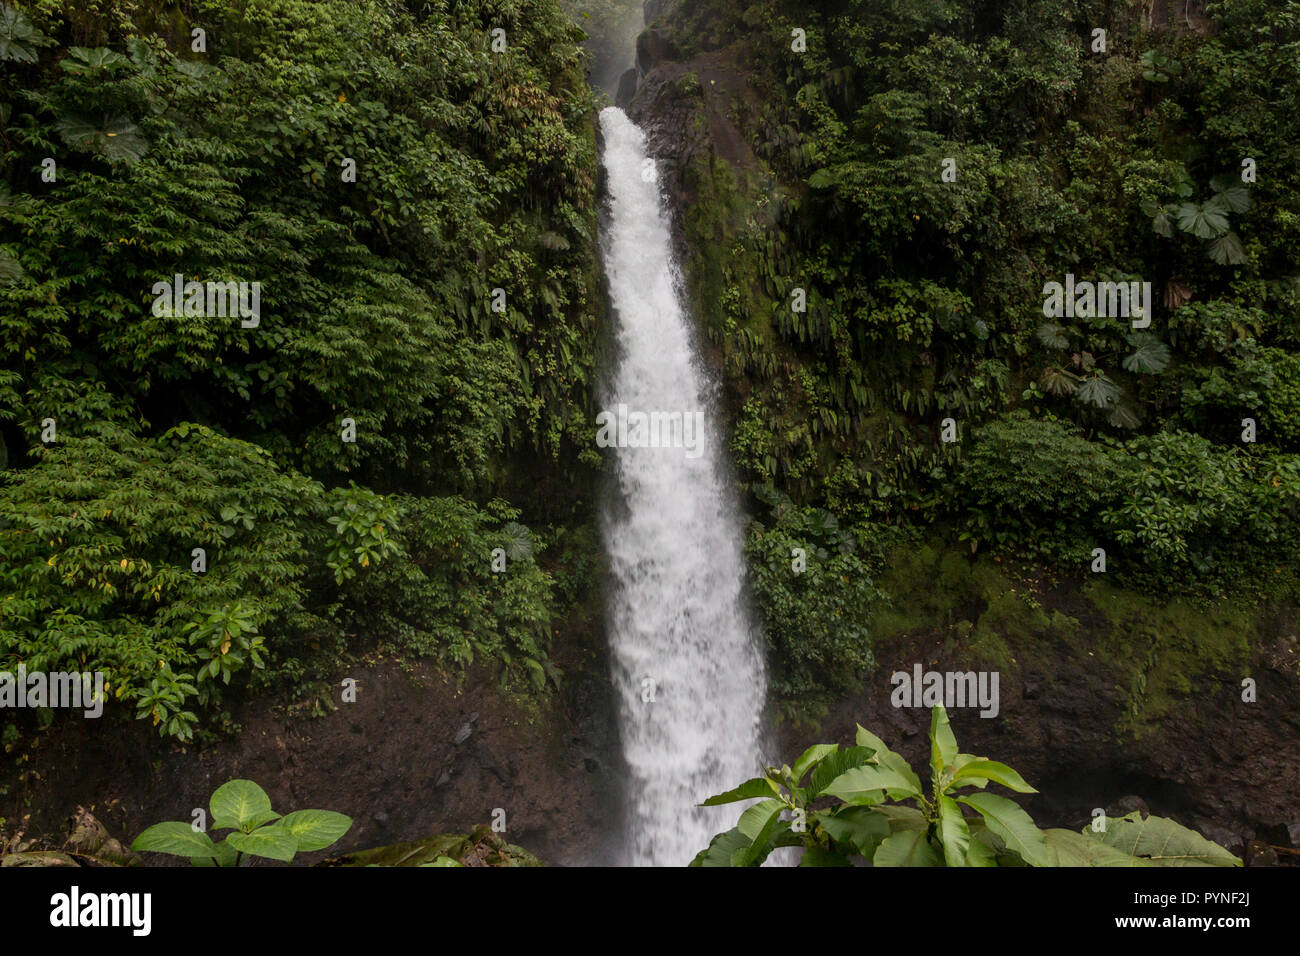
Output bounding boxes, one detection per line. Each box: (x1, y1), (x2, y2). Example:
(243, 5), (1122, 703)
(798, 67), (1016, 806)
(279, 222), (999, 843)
(1089, 812), (1241, 867)
(1035, 323), (1070, 349)
(946, 753), (990, 789)
(1039, 366), (1079, 396)
(0, 3), (45, 63)
(957, 792), (1051, 867)
(1215, 185), (1250, 213)
(736, 801), (788, 867)
(929, 706), (958, 780)
(1141, 201), (1177, 237)
(131, 822), (217, 859)
(1206, 231), (1246, 266)
(948, 759), (1037, 794)
(808, 168), (835, 189)
(937, 795), (972, 867)
(965, 829), (999, 866)
(1074, 375), (1122, 410)
(872, 829), (941, 867)
(818, 805), (891, 856)
(0, 249), (23, 286)
(226, 823), (299, 863)
(53, 113), (149, 164)
(854, 725), (924, 794)
(280, 810), (353, 852)
(1043, 829), (1140, 867)
(60, 46), (130, 73)
(1175, 201), (1230, 239)
(689, 827), (752, 867)
(823, 764), (921, 804)
(700, 776), (779, 806)
(807, 746), (875, 797)
(874, 804), (928, 831)
(1107, 399), (1143, 429)
(210, 779), (274, 831)
(1122, 333), (1171, 374)
(737, 799), (784, 840)
(791, 743), (839, 783)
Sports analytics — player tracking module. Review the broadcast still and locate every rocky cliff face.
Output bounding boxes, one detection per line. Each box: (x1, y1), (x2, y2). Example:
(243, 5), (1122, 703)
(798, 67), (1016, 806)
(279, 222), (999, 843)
(2, 652), (627, 867)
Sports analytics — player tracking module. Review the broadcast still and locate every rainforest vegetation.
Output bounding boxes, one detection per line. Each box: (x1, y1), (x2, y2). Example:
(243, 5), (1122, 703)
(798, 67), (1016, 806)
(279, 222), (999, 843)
(0, 0), (1296, 869)
(1, 0), (605, 742)
(651, 0), (1300, 710)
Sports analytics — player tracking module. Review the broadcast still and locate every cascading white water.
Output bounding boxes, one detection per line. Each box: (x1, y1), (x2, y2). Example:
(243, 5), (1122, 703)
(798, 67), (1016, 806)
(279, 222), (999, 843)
(597, 107), (767, 866)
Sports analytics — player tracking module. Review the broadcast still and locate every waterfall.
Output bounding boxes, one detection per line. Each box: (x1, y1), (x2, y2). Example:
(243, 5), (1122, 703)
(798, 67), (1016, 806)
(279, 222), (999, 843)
(597, 107), (768, 866)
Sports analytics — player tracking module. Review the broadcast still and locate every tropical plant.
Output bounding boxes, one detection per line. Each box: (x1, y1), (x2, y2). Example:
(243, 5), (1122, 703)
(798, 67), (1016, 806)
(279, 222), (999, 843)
(1142, 173), (1251, 265)
(0, 3), (50, 63)
(131, 779), (352, 866)
(692, 706), (1241, 866)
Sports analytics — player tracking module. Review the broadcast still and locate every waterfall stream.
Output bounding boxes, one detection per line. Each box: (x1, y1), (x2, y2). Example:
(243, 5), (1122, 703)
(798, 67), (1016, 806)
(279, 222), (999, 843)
(597, 107), (768, 866)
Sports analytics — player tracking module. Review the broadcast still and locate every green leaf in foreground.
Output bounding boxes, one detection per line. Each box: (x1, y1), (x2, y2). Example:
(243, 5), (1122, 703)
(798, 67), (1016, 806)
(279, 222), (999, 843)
(700, 776), (779, 806)
(1090, 812), (1241, 867)
(226, 824), (299, 863)
(957, 792), (1051, 867)
(131, 822), (217, 859)
(873, 829), (941, 867)
(280, 809), (353, 852)
(210, 779), (274, 831)
(948, 759), (1037, 794)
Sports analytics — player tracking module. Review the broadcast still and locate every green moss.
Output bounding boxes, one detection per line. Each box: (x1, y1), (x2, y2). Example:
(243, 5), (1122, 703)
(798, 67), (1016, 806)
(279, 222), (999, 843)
(1084, 580), (1254, 737)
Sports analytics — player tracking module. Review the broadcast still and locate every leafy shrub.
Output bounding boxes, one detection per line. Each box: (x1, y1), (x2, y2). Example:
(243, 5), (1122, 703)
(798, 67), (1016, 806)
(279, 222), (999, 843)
(694, 707), (1240, 867)
(0, 424), (322, 740)
(132, 779), (351, 865)
(1100, 431), (1300, 584)
(340, 495), (559, 690)
(958, 412), (1123, 564)
(745, 486), (884, 706)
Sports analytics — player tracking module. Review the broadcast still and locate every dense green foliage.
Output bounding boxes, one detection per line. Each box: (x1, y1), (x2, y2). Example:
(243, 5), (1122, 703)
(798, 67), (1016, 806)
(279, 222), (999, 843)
(132, 777), (351, 865)
(693, 706), (1241, 866)
(744, 483), (883, 706)
(1, 0), (605, 739)
(650, 0), (1300, 704)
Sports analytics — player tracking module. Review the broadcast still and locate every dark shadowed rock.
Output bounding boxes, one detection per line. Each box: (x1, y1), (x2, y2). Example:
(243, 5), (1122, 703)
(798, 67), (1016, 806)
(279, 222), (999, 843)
(636, 28), (678, 75)
(615, 67), (639, 109)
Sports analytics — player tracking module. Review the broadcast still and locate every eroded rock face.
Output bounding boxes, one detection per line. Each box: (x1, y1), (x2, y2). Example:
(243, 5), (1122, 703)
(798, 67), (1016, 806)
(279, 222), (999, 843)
(1, 658), (627, 867)
(636, 27), (678, 76)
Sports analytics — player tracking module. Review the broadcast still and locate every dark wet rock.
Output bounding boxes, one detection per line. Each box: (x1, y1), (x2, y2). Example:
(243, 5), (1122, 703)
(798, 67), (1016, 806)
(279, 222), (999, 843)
(636, 28), (678, 76)
(615, 66), (639, 109)
(2, 657), (624, 867)
(1246, 840), (1278, 867)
